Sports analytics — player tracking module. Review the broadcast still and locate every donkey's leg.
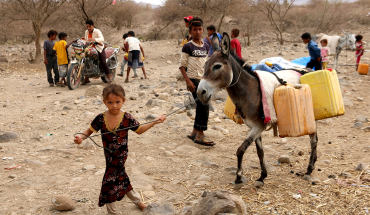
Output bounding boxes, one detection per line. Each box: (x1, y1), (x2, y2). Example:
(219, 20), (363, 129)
(235, 127), (263, 184)
(304, 131), (318, 180)
(255, 137), (267, 188)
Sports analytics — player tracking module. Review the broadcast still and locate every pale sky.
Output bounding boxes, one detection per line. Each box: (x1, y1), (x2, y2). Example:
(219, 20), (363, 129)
(135, 0), (163, 5)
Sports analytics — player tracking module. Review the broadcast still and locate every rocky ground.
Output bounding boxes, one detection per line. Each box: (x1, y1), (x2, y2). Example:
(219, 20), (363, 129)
(0, 35), (370, 215)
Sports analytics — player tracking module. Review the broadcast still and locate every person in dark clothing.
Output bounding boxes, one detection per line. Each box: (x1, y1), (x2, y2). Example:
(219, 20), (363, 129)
(179, 17), (215, 146)
(44, 30), (60, 87)
(301, 32), (322, 70)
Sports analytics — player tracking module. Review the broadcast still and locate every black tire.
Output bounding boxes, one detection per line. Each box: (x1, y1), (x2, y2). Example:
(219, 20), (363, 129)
(67, 63), (82, 90)
(101, 68), (116, 83)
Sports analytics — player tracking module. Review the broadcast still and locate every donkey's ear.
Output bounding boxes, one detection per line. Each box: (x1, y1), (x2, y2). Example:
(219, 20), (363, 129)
(211, 33), (220, 53)
(221, 32), (230, 57)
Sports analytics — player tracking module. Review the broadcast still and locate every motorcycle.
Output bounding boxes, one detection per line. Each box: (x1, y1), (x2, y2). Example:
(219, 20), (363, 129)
(66, 39), (119, 90)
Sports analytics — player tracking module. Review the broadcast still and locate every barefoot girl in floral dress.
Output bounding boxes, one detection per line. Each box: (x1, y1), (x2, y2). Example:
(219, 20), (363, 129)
(74, 84), (166, 214)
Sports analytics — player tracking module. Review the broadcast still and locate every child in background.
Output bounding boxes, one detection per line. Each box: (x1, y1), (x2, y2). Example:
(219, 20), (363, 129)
(44, 30), (60, 87)
(124, 31), (147, 82)
(230, 28), (242, 59)
(355, 35), (365, 71)
(119, 33), (139, 78)
(204, 25), (222, 57)
(301, 32), (322, 70)
(180, 17), (215, 146)
(74, 84), (166, 215)
(53, 32), (75, 87)
(320, 39), (330, 70)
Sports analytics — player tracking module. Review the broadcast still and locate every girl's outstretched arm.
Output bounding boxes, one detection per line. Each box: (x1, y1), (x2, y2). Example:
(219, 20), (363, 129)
(136, 116), (166, 135)
(74, 128), (94, 144)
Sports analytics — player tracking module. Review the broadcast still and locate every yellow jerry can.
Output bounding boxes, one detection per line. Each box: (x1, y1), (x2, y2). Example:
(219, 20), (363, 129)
(224, 96), (244, 124)
(274, 84), (316, 137)
(300, 69), (345, 120)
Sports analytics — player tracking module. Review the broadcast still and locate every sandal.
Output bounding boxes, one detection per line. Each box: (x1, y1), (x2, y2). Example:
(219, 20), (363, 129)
(194, 137), (216, 146)
(187, 134), (196, 142)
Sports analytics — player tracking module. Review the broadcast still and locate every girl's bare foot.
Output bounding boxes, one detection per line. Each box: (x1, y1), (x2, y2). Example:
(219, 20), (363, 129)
(138, 202), (147, 211)
(125, 79), (129, 83)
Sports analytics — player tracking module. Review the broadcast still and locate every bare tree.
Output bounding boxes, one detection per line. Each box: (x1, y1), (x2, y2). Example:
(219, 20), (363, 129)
(10, 0), (66, 62)
(72, 0), (113, 22)
(258, 0), (296, 45)
(111, 0), (140, 29)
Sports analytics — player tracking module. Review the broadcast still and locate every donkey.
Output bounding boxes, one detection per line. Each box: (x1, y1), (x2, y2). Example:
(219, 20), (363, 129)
(197, 33), (318, 188)
(312, 32), (356, 72)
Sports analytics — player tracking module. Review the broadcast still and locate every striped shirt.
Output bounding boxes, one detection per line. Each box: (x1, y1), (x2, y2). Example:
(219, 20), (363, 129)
(179, 40), (209, 80)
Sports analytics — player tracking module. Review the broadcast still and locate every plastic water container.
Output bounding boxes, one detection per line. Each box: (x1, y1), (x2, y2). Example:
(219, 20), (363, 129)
(300, 69), (345, 120)
(224, 96), (244, 124)
(274, 84), (316, 137)
(255, 64), (275, 73)
(357, 63), (369, 75)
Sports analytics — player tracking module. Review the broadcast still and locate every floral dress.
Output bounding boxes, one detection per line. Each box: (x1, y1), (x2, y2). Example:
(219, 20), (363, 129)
(89, 112), (141, 207)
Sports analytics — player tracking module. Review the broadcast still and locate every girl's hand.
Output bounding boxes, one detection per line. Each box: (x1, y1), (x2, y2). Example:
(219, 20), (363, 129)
(74, 136), (83, 144)
(88, 38), (95, 42)
(155, 116), (166, 124)
(44, 59), (48, 65)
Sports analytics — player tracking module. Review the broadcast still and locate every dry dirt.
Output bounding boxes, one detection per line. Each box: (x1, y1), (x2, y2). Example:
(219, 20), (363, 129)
(0, 37), (370, 215)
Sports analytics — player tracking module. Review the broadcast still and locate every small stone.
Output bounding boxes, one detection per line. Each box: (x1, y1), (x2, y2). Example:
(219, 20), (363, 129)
(328, 174), (337, 179)
(61, 111), (67, 115)
(310, 176), (321, 185)
(62, 106), (72, 110)
(362, 126), (370, 132)
(143, 191), (156, 198)
(23, 159), (46, 165)
(36, 94), (42, 98)
(340, 172), (352, 178)
(129, 96), (138, 100)
(164, 151), (173, 156)
(283, 145), (295, 150)
(82, 165), (96, 170)
(187, 110), (195, 117)
(0, 132), (20, 143)
(355, 163), (368, 171)
(278, 155), (290, 164)
(82, 141), (95, 151)
(352, 122), (363, 128)
(139, 91), (146, 97)
(357, 97), (364, 102)
(52, 195), (75, 211)
(196, 175), (211, 182)
(84, 85), (105, 97)
(279, 138), (287, 144)
(8, 174), (17, 179)
(145, 114), (157, 121)
(356, 116), (368, 123)
(321, 160), (331, 165)
(298, 151), (304, 156)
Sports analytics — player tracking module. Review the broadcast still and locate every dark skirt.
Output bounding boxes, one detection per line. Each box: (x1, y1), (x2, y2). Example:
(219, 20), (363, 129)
(127, 50), (143, 69)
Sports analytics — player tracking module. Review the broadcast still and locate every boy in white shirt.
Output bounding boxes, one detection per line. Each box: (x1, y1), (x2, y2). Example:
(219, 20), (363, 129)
(123, 31), (147, 82)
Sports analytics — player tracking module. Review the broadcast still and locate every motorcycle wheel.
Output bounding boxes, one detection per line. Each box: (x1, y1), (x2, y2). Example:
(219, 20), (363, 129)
(101, 68), (116, 83)
(67, 63), (82, 90)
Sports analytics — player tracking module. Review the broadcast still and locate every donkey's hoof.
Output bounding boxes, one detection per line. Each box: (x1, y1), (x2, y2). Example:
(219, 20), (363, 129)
(303, 174), (311, 180)
(233, 182), (244, 190)
(254, 181), (264, 188)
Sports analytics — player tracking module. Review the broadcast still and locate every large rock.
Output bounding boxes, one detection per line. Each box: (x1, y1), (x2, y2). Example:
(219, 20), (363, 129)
(52, 195), (75, 211)
(187, 190), (246, 215)
(84, 85), (105, 97)
(0, 132), (20, 143)
(143, 202), (175, 215)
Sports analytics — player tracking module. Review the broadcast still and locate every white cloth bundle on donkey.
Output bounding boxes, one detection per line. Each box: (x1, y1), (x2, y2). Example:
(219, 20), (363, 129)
(254, 70), (303, 125)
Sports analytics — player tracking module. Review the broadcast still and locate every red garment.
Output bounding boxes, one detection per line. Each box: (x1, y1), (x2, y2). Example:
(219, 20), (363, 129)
(231, 39), (242, 59)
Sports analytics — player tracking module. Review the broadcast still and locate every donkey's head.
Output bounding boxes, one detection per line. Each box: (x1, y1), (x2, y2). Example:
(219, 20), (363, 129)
(342, 30), (356, 51)
(197, 33), (236, 104)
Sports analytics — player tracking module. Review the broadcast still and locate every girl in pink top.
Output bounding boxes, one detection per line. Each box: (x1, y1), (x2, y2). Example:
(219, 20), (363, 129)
(320, 39), (330, 70)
